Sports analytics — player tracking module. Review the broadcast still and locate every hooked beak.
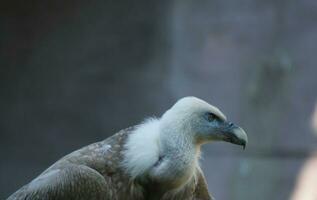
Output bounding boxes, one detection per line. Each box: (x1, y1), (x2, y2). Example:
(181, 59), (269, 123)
(221, 122), (248, 149)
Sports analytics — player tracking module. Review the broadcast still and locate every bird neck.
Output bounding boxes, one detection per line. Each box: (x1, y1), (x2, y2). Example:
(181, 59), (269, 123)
(159, 114), (200, 159)
(160, 125), (199, 161)
(122, 117), (201, 187)
(147, 122), (201, 187)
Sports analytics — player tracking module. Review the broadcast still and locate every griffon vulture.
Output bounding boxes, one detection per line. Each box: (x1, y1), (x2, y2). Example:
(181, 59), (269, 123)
(7, 97), (248, 200)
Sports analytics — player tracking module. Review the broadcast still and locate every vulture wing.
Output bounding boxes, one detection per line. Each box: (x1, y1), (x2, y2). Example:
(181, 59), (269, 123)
(7, 164), (111, 200)
(6, 127), (134, 200)
(193, 168), (215, 200)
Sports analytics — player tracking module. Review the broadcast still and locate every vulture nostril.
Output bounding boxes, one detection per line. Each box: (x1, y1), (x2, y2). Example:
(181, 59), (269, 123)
(228, 122), (234, 127)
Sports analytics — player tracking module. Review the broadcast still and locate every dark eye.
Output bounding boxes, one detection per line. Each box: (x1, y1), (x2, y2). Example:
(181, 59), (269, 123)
(206, 112), (217, 122)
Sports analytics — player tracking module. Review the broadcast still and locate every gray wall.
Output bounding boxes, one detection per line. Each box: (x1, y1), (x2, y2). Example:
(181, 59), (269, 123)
(1, 0), (317, 199)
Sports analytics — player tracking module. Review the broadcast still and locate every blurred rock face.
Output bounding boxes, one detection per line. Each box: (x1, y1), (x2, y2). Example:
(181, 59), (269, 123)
(1, 0), (317, 200)
(312, 103), (317, 134)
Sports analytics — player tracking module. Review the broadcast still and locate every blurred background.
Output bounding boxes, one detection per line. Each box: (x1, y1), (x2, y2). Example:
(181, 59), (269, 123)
(1, 0), (317, 199)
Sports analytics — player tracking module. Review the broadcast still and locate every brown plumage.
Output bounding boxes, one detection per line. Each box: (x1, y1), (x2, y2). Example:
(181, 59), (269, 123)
(7, 127), (212, 200)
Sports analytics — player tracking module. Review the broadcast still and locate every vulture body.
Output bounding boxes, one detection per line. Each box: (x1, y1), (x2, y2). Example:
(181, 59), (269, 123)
(7, 97), (248, 200)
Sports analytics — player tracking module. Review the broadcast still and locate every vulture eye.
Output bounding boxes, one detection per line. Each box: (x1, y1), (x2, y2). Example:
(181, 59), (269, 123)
(206, 112), (217, 122)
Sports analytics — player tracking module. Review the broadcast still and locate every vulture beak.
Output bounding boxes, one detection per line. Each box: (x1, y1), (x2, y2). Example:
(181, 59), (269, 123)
(221, 122), (248, 149)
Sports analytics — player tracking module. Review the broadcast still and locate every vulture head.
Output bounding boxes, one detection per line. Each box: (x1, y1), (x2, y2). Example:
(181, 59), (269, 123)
(161, 96), (248, 148)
